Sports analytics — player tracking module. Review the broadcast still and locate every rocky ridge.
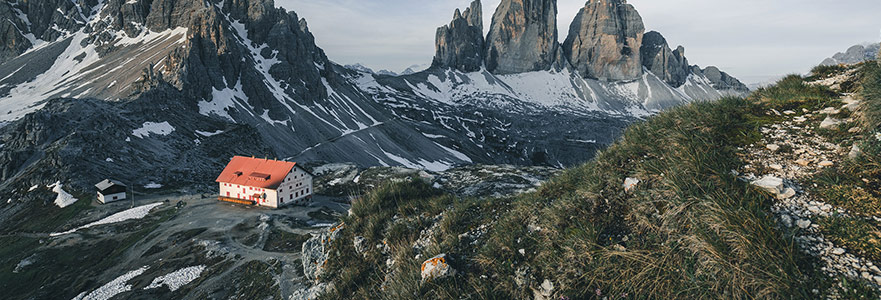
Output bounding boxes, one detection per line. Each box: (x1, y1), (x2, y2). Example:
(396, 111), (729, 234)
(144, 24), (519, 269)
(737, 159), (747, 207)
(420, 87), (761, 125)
(432, 0), (484, 72)
(640, 31), (689, 87)
(821, 43), (881, 66)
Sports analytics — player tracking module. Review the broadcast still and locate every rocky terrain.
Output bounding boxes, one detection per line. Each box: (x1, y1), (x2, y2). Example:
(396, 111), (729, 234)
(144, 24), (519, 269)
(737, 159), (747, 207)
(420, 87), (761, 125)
(822, 43), (881, 66)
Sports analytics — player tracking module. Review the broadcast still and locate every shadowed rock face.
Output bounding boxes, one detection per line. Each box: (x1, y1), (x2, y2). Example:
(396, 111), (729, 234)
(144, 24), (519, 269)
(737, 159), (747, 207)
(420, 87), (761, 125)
(485, 0), (559, 74)
(432, 0), (485, 72)
(640, 31), (689, 87)
(563, 0), (644, 81)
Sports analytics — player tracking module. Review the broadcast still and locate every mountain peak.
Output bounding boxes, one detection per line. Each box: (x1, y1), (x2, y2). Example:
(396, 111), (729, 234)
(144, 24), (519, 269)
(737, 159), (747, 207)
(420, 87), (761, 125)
(432, 0), (485, 72)
(563, 0), (645, 81)
(485, 0), (559, 74)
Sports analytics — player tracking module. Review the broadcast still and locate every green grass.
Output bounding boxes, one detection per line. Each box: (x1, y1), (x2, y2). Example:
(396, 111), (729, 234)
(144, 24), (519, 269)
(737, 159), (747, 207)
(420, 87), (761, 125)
(748, 74), (839, 111)
(318, 97), (822, 299)
(817, 216), (881, 263)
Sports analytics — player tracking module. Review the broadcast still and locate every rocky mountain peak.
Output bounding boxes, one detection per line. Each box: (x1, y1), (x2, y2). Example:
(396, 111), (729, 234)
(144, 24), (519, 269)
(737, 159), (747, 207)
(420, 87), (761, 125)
(640, 31), (689, 87)
(432, 0), (485, 72)
(692, 66), (749, 92)
(563, 0), (645, 81)
(484, 0), (559, 74)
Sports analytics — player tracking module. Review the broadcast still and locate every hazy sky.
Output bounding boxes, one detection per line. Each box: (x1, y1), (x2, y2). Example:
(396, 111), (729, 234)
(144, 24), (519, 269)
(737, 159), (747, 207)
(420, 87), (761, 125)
(278, 0), (881, 84)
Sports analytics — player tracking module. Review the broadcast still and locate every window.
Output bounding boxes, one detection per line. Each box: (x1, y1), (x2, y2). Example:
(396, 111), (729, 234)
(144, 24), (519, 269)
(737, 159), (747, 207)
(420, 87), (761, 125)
(306, 188), (309, 193)
(113, 196), (118, 200)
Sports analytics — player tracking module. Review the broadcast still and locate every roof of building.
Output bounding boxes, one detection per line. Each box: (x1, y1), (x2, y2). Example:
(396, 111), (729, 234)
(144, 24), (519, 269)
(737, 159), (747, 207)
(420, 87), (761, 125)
(215, 156), (301, 189)
(95, 179), (126, 191)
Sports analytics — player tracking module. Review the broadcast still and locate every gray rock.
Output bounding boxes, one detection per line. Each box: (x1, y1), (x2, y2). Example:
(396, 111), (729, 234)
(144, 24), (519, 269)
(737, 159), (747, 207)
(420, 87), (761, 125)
(421, 253), (455, 282)
(353, 236), (367, 254)
(563, 0), (644, 81)
(692, 66), (749, 93)
(640, 31), (689, 87)
(302, 223), (344, 281)
(485, 0), (560, 74)
(796, 219), (812, 229)
(433, 0), (485, 72)
(820, 43), (881, 66)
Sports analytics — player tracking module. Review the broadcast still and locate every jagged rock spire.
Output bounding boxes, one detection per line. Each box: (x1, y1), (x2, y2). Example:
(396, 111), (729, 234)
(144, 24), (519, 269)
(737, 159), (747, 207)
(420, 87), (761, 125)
(563, 0), (645, 81)
(484, 0), (559, 74)
(432, 0), (485, 72)
(640, 31), (689, 87)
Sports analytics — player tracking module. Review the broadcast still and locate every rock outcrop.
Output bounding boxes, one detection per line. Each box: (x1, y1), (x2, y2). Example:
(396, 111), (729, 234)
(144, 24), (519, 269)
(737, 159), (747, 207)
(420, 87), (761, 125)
(640, 31), (689, 87)
(432, 0), (485, 72)
(485, 0), (560, 74)
(563, 0), (644, 81)
(820, 43), (881, 66)
(692, 66), (749, 93)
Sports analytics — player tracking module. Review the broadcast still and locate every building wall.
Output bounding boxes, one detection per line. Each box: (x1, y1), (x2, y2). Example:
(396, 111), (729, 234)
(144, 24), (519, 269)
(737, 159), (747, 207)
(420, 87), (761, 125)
(98, 192), (126, 204)
(219, 183), (278, 207)
(276, 166), (313, 207)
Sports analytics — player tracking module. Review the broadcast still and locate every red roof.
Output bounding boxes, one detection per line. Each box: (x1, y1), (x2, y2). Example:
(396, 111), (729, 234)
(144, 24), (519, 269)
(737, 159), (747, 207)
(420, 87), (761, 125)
(215, 156), (298, 189)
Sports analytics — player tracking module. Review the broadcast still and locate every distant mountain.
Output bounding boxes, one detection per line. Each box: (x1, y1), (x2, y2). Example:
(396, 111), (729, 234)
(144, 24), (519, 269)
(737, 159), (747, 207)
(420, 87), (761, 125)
(0, 0), (747, 194)
(401, 64), (429, 75)
(343, 63), (397, 76)
(821, 43), (880, 66)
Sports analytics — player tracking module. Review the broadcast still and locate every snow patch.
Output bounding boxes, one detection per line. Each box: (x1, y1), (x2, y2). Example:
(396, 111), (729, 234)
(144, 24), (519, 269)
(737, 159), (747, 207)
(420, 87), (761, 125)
(132, 121), (175, 138)
(144, 265), (206, 292)
(50, 202), (163, 236)
(73, 266), (149, 300)
(144, 182), (162, 189)
(196, 130), (224, 137)
(48, 181), (78, 208)
(199, 79), (247, 121)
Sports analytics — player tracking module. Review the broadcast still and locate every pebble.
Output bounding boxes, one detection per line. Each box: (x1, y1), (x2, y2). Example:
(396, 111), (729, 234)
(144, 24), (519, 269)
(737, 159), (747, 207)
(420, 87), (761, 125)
(819, 117), (842, 129)
(783, 110), (796, 115)
(832, 248), (846, 255)
(795, 159), (810, 166)
(770, 164), (783, 171)
(818, 161), (835, 167)
(766, 144), (780, 151)
(796, 219), (812, 229)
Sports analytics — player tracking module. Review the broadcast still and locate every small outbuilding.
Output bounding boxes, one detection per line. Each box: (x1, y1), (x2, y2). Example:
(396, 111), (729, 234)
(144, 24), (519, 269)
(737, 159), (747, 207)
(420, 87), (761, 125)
(95, 179), (127, 204)
(215, 156), (314, 208)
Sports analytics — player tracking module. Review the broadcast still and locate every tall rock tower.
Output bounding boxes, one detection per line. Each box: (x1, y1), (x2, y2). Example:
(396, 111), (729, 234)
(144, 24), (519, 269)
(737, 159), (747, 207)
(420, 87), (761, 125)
(563, 0), (645, 81)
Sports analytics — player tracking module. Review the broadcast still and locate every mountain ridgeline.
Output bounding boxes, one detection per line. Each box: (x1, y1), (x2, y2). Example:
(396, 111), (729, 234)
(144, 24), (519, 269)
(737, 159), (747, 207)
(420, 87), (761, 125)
(432, 0), (747, 91)
(0, 0), (746, 193)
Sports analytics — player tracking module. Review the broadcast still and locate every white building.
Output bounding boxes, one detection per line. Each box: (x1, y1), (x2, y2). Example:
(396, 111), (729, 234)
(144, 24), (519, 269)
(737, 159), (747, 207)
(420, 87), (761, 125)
(95, 179), (127, 204)
(215, 156), (314, 208)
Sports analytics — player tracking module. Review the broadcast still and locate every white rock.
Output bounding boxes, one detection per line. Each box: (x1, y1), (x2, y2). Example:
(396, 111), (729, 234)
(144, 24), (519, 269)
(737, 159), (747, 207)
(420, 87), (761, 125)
(518, 249), (526, 256)
(780, 214), (793, 227)
(421, 254), (455, 282)
(752, 176), (784, 194)
(766, 144), (780, 151)
(832, 248), (846, 255)
(818, 161), (835, 167)
(796, 219), (812, 229)
(848, 144), (861, 159)
(770, 164), (784, 171)
(783, 110), (796, 115)
(819, 117), (842, 129)
(794, 117), (807, 123)
(777, 188), (796, 200)
(623, 177), (640, 193)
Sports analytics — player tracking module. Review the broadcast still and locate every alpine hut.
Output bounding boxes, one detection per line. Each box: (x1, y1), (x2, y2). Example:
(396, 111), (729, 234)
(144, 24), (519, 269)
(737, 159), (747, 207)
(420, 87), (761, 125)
(95, 179), (127, 204)
(215, 156), (313, 208)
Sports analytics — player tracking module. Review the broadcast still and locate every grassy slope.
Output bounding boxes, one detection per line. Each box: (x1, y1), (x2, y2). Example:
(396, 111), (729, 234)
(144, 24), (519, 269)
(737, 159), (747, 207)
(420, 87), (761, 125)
(318, 64), (881, 299)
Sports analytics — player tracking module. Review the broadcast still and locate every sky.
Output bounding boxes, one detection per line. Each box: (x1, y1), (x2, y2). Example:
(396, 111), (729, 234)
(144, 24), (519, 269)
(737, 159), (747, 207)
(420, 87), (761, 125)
(278, 0), (881, 84)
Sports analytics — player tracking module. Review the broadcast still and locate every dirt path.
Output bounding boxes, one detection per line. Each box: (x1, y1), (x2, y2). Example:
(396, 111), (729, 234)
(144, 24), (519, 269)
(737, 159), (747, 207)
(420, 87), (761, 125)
(740, 94), (881, 291)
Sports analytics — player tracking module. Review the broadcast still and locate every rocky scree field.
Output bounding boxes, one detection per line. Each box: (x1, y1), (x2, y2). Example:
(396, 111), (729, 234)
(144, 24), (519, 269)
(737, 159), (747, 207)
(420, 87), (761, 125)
(303, 62), (881, 299)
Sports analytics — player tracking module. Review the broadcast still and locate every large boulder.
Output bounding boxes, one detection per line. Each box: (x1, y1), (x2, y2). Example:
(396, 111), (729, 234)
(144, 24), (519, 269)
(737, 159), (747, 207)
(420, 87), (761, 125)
(302, 223), (345, 281)
(485, 0), (560, 74)
(432, 0), (485, 72)
(563, 0), (645, 81)
(640, 31), (689, 87)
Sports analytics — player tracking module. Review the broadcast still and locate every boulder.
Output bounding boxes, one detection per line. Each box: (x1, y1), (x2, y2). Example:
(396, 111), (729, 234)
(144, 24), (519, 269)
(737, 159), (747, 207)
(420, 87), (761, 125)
(751, 175), (784, 194)
(302, 223), (345, 281)
(640, 31), (689, 86)
(819, 117), (842, 129)
(432, 0), (485, 72)
(421, 253), (456, 282)
(563, 0), (645, 81)
(485, 0), (560, 74)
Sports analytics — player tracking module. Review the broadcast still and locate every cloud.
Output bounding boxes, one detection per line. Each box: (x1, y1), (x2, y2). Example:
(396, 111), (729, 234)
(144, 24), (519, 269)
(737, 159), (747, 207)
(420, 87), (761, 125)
(278, 0), (881, 83)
